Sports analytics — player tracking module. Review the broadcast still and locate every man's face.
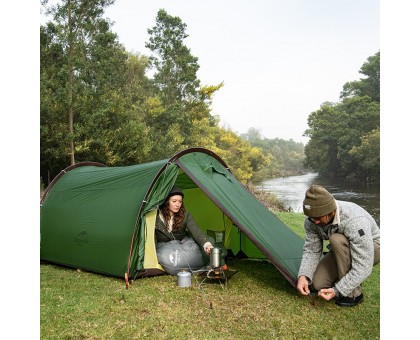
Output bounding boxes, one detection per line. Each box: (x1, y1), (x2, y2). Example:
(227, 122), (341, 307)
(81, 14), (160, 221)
(308, 213), (332, 226)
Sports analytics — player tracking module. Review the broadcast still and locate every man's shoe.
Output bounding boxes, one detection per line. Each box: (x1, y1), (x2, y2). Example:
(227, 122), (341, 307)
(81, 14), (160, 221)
(335, 293), (364, 307)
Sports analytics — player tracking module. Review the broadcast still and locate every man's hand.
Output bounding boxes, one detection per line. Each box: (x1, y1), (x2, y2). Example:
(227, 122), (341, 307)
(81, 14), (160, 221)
(296, 275), (310, 296)
(318, 288), (336, 301)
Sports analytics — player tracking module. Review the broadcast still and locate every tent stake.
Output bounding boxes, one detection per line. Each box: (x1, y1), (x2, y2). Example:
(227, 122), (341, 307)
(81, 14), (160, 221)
(125, 273), (129, 289)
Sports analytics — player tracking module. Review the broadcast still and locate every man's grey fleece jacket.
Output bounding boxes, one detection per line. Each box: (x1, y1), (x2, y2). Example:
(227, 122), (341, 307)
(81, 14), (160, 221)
(298, 200), (380, 297)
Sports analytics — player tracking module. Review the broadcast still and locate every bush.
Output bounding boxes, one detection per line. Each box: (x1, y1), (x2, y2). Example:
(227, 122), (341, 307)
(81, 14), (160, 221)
(247, 184), (285, 211)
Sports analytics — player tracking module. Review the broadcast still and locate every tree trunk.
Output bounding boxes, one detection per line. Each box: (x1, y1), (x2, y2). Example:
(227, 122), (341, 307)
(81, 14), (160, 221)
(67, 0), (75, 165)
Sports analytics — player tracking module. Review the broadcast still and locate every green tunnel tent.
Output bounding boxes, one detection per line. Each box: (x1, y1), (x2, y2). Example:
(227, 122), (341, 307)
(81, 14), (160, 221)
(40, 148), (304, 286)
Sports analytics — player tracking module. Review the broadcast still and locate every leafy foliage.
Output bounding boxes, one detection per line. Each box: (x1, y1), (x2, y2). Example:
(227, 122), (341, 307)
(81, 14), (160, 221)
(146, 9), (201, 103)
(241, 128), (307, 182)
(304, 52), (380, 182)
(341, 52), (380, 102)
(40, 3), (266, 186)
(41, 2), (378, 188)
(40, 0), (128, 177)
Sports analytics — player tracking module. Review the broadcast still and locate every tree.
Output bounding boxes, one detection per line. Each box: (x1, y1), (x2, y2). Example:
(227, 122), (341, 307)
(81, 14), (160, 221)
(146, 9), (201, 103)
(41, 6), (275, 187)
(241, 129), (307, 180)
(42, 0), (118, 166)
(41, 0), (148, 183)
(41, 22), (73, 183)
(341, 52), (380, 102)
(304, 103), (347, 176)
(212, 128), (270, 184)
(349, 128), (380, 181)
(304, 52), (380, 182)
(144, 9), (222, 158)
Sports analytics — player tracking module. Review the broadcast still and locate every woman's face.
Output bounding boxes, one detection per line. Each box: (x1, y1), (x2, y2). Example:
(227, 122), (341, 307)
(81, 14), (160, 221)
(168, 195), (183, 215)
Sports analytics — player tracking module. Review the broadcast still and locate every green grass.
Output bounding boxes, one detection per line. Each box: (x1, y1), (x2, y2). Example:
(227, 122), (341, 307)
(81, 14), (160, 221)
(40, 212), (380, 339)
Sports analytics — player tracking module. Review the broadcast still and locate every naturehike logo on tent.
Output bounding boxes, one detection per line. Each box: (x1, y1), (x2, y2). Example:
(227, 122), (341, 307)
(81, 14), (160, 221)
(169, 250), (180, 266)
(74, 230), (90, 244)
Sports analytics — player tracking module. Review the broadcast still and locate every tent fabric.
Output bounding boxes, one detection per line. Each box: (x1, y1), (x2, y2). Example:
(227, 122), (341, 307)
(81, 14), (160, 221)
(40, 148), (303, 286)
(143, 209), (163, 271)
(40, 160), (178, 278)
(174, 151), (304, 283)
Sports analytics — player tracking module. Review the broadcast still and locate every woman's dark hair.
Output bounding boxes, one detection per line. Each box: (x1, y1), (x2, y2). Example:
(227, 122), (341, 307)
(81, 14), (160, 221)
(160, 197), (186, 231)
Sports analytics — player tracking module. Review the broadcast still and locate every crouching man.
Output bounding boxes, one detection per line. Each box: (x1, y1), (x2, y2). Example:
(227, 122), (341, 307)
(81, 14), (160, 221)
(296, 185), (380, 307)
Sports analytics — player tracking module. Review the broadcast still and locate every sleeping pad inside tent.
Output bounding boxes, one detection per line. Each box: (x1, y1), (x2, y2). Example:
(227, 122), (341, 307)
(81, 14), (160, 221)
(40, 148), (304, 286)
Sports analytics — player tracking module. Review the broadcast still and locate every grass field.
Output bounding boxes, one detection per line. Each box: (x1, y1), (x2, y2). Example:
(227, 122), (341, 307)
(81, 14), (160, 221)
(40, 212), (380, 339)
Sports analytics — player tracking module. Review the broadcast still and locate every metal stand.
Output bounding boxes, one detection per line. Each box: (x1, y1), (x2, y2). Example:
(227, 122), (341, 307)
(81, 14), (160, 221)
(198, 267), (238, 290)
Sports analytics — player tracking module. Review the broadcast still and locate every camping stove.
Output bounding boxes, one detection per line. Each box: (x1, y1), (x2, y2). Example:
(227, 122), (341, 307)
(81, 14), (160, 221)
(206, 266), (226, 280)
(202, 247), (227, 288)
(199, 247), (238, 289)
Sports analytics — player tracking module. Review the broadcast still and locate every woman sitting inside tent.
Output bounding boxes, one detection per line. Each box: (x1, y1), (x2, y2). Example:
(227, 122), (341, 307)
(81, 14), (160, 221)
(155, 186), (214, 275)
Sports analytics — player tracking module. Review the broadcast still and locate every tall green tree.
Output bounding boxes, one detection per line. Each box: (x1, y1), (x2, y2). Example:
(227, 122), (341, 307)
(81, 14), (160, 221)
(304, 103), (349, 176)
(41, 5), (274, 187)
(144, 9), (268, 182)
(41, 0), (120, 167)
(341, 52), (380, 103)
(304, 52), (380, 182)
(146, 9), (201, 103)
(41, 0), (140, 183)
(41, 23), (69, 183)
(145, 9), (220, 159)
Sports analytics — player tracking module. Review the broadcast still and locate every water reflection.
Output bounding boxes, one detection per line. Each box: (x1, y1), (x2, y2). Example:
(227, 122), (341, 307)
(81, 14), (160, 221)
(257, 173), (380, 225)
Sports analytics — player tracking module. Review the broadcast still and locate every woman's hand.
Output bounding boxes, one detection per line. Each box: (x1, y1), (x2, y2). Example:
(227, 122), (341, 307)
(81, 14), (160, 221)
(204, 243), (213, 255)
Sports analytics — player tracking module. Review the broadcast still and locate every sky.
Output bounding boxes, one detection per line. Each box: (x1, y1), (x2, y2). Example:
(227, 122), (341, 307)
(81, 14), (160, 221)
(103, 0), (380, 144)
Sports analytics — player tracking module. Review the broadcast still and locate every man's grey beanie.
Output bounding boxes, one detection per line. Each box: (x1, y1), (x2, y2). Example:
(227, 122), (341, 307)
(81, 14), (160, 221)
(303, 185), (336, 217)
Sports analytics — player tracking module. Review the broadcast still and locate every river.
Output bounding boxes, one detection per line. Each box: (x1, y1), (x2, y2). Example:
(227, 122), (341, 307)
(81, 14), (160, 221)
(257, 173), (380, 225)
